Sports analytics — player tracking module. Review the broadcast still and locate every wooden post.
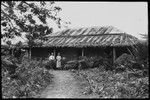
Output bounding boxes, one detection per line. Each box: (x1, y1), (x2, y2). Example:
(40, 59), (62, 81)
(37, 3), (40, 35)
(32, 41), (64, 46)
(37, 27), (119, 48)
(82, 48), (84, 57)
(113, 47), (116, 64)
(29, 47), (32, 59)
(53, 48), (56, 58)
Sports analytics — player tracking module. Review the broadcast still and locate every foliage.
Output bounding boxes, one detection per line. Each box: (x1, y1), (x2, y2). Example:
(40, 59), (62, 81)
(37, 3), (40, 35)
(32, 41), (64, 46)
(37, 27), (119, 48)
(57, 56), (112, 70)
(132, 34), (148, 68)
(72, 68), (149, 98)
(129, 41), (148, 72)
(114, 53), (135, 65)
(78, 56), (112, 70)
(61, 58), (68, 68)
(2, 55), (54, 98)
(134, 43), (148, 61)
(78, 60), (91, 69)
(1, 1), (70, 49)
(70, 42), (149, 98)
(64, 60), (79, 70)
(45, 60), (56, 70)
(114, 53), (135, 72)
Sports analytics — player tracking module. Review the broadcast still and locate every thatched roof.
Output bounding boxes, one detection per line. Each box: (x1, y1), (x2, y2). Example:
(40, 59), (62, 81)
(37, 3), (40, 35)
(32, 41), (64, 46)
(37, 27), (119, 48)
(41, 26), (140, 47)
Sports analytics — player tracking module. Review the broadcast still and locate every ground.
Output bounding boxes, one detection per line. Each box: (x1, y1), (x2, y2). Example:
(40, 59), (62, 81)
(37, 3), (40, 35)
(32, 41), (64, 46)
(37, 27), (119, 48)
(40, 70), (99, 98)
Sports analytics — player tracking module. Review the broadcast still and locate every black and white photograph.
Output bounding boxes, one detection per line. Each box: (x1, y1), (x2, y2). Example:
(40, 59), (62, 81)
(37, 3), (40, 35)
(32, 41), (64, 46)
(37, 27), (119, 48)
(1, 1), (148, 98)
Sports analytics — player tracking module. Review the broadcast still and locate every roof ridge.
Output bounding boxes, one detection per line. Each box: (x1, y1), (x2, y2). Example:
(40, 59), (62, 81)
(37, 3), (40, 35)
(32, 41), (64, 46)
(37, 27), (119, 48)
(60, 25), (113, 31)
(46, 25), (120, 37)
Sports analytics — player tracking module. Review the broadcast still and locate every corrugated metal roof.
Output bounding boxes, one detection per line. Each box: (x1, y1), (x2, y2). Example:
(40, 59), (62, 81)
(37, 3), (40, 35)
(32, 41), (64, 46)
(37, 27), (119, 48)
(41, 26), (139, 47)
(22, 26), (140, 47)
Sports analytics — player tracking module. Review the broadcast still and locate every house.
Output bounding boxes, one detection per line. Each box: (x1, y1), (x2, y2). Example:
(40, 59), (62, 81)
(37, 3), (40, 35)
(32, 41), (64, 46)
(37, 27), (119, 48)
(22, 26), (140, 63)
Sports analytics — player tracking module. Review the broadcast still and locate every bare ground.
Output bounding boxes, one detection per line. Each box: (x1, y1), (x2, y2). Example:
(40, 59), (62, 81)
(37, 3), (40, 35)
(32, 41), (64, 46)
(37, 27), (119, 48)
(40, 70), (99, 98)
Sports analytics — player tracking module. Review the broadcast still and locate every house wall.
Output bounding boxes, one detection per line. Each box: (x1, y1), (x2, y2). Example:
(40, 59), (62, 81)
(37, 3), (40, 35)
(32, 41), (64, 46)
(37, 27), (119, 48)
(30, 46), (131, 60)
(84, 47), (112, 58)
(31, 47), (53, 58)
(115, 47), (131, 58)
(55, 47), (80, 60)
(31, 47), (80, 60)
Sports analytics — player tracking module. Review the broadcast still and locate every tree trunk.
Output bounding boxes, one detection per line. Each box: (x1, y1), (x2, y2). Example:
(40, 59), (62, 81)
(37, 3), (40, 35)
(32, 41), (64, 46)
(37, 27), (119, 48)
(113, 47), (116, 64)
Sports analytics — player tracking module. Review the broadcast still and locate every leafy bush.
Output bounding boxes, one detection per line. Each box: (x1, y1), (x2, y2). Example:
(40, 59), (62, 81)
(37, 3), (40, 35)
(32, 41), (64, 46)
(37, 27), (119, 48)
(63, 56), (113, 70)
(132, 42), (148, 69)
(77, 56), (113, 70)
(61, 59), (68, 68)
(91, 57), (103, 68)
(44, 60), (56, 70)
(2, 55), (54, 98)
(113, 53), (148, 73)
(78, 60), (90, 69)
(72, 68), (149, 98)
(64, 60), (79, 69)
(114, 53), (135, 70)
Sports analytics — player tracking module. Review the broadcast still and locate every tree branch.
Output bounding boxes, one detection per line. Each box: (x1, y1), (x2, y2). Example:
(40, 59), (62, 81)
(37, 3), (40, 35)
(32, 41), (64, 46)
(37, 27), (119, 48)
(1, 10), (17, 29)
(1, 2), (9, 8)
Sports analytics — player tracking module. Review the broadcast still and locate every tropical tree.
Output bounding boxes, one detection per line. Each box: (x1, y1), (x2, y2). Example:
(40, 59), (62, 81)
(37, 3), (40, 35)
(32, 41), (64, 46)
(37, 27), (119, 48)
(131, 34), (149, 68)
(1, 1), (70, 58)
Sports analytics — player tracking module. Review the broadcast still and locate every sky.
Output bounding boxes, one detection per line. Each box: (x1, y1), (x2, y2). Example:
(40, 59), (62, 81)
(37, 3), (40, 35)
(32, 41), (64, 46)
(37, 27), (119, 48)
(54, 2), (148, 40)
(1, 2), (148, 44)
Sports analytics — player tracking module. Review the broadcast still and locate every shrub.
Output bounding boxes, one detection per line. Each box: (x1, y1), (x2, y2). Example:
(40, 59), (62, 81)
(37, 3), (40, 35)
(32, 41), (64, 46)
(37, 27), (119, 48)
(2, 55), (19, 76)
(60, 59), (68, 69)
(131, 42), (148, 70)
(115, 67), (126, 73)
(78, 60), (90, 69)
(114, 53), (135, 67)
(45, 60), (56, 70)
(92, 58), (103, 68)
(72, 67), (149, 98)
(78, 56), (96, 68)
(2, 56), (54, 98)
(131, 63), (144, 70)
(64, 60), (79, 69)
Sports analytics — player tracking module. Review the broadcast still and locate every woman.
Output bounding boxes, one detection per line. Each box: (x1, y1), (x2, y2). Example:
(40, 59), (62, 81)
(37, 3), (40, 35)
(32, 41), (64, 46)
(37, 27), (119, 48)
(48, 53), (55, 69)
(56, 53), (61, 69)
(49, 53), (55, 61)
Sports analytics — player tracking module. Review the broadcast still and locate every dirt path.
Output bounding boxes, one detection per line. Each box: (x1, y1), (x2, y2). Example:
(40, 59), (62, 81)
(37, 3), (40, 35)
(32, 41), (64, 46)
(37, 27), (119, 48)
(40, 70), (99, 98)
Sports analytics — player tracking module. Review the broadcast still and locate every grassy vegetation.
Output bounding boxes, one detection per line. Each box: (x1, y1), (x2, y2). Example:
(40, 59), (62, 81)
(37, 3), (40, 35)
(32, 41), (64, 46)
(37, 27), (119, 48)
(2, 38), (148, 98)
(71, 67), (149, 98)
(70, 43), (149, 98)
(2, 54), (54, 98)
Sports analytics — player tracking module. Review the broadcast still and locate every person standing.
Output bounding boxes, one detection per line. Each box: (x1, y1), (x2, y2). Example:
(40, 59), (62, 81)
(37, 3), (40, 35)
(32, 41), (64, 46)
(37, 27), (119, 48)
(56, 53), (61, 69)
(49, 53), (55, 61)
(48, 53), (55, 69)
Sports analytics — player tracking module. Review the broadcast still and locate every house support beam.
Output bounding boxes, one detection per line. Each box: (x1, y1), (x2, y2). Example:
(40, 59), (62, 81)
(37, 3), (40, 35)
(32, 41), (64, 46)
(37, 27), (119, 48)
(82, 48), (84, 57)
(53, 48), (56, 58)
(113, 47), (116, 64)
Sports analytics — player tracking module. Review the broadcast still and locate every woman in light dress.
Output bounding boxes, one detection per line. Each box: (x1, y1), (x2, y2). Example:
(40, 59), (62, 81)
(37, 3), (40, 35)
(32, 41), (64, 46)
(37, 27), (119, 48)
(56, 53), (61, 69)
(48, 53), (55, 69)
(49, 53), (55, 61)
